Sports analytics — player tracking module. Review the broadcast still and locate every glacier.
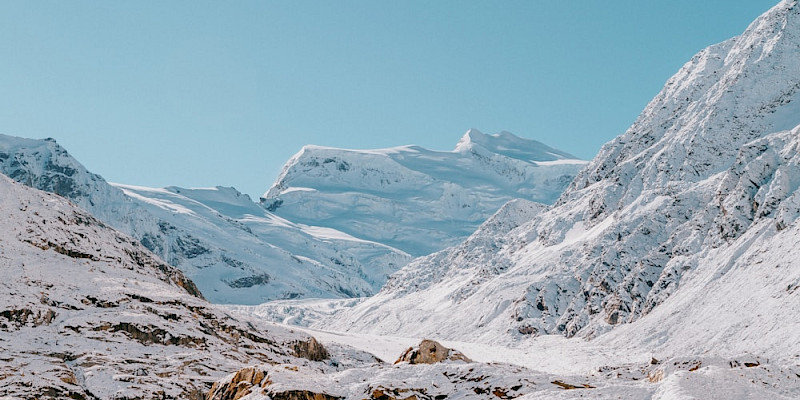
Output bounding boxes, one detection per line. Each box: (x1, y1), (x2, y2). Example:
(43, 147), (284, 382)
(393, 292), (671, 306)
(261, 128), (586, 257)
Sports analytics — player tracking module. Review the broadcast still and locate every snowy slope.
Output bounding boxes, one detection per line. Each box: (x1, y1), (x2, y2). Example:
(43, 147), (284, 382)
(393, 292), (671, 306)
(111, 183), (410, 303)
(262, 129), (586, 256)
(15, 172), (789, 400)
(0, 174), (373, 398)
(326, 0), (800, 364)
(0, 134), (410, 304)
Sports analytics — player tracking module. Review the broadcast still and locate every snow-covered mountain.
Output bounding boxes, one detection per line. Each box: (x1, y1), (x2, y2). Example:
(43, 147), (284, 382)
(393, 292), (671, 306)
(0, 135), (404, 304)
(0, 173), (372, 398)
(2, 169), (794, 400)
(262, 129), (586, 256)
(326, 0), (800, 364)
(0, 130), (582, 305)
(108, 183), (411, 303)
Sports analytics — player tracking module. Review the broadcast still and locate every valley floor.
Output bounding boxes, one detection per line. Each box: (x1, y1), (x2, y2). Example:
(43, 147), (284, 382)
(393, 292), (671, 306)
(227, 302), (800, 400)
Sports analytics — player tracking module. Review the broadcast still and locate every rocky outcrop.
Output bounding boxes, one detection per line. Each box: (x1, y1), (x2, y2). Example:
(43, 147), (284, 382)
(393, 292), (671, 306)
(293, 337), (329, 361)
(206, 366), (344, 400)
(206, 366), (269, 400)
(395, 340), (472, 365)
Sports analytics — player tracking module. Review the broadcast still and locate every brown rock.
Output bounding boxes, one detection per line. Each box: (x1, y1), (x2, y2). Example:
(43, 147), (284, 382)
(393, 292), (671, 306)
(206, 366), (269, 400)
(395, 339), (472, 364)
(270, 390), (343, 400)
(551, 380), (595, 390)
(293, 336), (329, 361)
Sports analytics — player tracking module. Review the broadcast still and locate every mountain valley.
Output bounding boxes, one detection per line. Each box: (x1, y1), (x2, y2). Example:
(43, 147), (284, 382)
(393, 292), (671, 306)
(2, 1), (800, 399)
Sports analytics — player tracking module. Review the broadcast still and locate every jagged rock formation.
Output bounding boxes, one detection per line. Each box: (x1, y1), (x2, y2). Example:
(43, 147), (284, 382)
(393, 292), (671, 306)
(394, 339), (472, 364)
(292, 337), (330, 362)
(326, 0), (800, 361)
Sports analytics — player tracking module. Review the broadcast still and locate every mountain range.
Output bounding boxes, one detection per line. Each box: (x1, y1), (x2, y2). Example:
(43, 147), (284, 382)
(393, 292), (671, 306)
(0, 130), (584, 305)
(2, 0), (800, 398)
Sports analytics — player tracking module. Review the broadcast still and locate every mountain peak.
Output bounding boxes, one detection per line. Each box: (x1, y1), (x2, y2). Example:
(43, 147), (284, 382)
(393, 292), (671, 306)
(454, 129), (579, 162)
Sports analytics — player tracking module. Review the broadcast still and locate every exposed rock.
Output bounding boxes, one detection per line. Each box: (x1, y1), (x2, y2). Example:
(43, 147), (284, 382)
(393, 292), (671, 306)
(551, 380), (595, 390)
(206, 366), (269, 400)
(369, 386), (430, 400)
(270, 391), (344, 400)
(206, 366), (345, 400)
(0, 308), (57, 330)
(92, 322), (206, 347)
(293, 337), (329, 361)
(395, 340), (472, 365)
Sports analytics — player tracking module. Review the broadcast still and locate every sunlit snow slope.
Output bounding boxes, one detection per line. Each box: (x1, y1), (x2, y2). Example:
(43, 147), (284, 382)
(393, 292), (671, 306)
(262, 129), (586, 256)
(328, 0), (800, 364)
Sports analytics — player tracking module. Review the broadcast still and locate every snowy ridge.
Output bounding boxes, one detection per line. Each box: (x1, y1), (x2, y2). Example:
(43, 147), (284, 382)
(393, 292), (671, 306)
(325, 0), (800, 362)
(111, 183), (410, 304)
(262, 129), (586, 256)
(0, 134), (411, 304)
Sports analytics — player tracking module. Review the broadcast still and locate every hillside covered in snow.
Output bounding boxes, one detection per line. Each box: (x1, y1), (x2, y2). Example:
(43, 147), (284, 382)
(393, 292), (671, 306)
(0, 173), (382, 398)
(324, 0), (800, 368)
(0, 134), (405, 304)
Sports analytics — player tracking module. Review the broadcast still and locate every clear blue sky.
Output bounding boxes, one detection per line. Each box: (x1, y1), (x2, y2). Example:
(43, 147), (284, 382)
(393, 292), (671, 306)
(0, 1), (779, 197)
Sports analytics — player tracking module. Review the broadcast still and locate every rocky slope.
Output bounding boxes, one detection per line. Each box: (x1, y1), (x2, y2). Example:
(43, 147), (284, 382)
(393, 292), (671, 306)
(0, 173), (374, 398)
(325, 0), (800, 362)
(261, 129), (586, 257)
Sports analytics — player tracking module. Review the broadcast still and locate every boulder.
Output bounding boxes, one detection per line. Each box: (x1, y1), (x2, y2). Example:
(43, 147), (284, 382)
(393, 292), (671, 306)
(395, 339), (472, 364)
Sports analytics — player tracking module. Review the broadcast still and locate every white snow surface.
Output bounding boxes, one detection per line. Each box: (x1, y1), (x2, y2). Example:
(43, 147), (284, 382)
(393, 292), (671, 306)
(318, 0), (800, 378)
(262, 129), (586, 256)
(111, 183), (411, 304)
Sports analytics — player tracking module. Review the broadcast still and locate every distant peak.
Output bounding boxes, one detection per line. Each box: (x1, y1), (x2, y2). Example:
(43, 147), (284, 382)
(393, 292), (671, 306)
(455, 128), (494, 152)
(454, 129), (579, 162)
